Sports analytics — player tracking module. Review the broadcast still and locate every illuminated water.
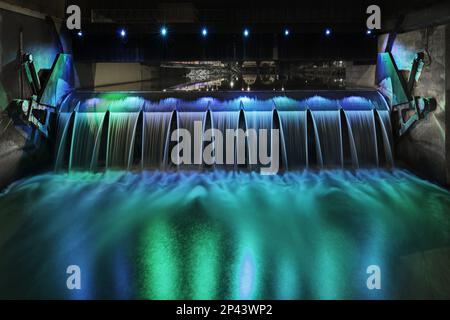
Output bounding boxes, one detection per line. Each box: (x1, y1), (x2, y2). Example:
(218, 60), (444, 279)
(55, 90), (394, 171)
(0, 170), (449, 299)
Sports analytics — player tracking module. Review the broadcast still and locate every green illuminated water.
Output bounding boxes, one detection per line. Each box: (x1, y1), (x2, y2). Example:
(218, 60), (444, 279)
(0, 170), (449, 299)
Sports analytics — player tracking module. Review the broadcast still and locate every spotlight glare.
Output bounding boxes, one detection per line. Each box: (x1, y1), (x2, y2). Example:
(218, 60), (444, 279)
(366, 29), (373, 35)
(325, 28), (332, 36)
(243, 28), (249, 37)
(77, 30), (83, 37)
(119, 28), (127, 38)
(160, 27), (168, 37)
(201, 27), (208, 37)
(284, 29), (290, 36)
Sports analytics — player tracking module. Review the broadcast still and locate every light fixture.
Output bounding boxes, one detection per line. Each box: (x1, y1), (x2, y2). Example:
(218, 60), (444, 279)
(160, 26), (168, 37)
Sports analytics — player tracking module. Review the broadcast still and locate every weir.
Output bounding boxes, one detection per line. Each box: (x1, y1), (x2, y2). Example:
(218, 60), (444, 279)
(54, 90), (394, 171)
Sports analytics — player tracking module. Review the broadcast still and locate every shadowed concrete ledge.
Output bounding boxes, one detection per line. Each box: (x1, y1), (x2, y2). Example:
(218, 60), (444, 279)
(0, 112), (50, 190)
(396, 247), (450, 299)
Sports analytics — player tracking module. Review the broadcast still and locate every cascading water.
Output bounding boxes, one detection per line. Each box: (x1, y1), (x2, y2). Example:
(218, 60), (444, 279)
(55, 91), (394, 172)
(177, 112), (205, 168)
(211, 111), (240, 167)
(3, 90), (450, 300)
(345, 110), (378, 167)
(106, 112), (140, 169)
(278, 111), (307, 169)
(69, 112), (106, 170)
(244, 111), (273, 168)
(54, 112), (72, 170)
(142, 112), (173, 169)
(311, 111), (343, 168)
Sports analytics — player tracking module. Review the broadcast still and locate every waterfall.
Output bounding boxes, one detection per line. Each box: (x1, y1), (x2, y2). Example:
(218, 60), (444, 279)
(376, 110), (394, 167)
(69, 112), (106, 171)
(106, 112), (140, 169)
(55, 91), (394, 172)
(177, 112), (204, 167)
(55, 112), (72, 171)
(345, 110), (378, 167)
(278, 111), (307, 169)
(211, 111), (240, 167)
(142, 112), (173, 169)
(244, 111), (273, 167)
(311, 111), (343, 168)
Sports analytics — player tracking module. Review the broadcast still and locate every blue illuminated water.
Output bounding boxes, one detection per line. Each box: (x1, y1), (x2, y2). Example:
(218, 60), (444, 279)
(55, 91), (394, 171)
(0, 170), (449, 299)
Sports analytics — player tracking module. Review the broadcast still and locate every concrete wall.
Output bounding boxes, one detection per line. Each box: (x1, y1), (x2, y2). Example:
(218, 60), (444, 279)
(0, 8), (64, 110)
(0, 0), (65, 18)
(93, 63), (157, 91)
(74, 62), (160, 91)
(379, 25), (448, 185)
(74, 62), (187, 91)
(0, 5), (65, 188)
(345, 62), (376, 88)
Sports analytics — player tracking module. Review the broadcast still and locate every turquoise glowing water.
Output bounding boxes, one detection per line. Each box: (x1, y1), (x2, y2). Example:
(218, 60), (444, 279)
(0, 170), (449, 299)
